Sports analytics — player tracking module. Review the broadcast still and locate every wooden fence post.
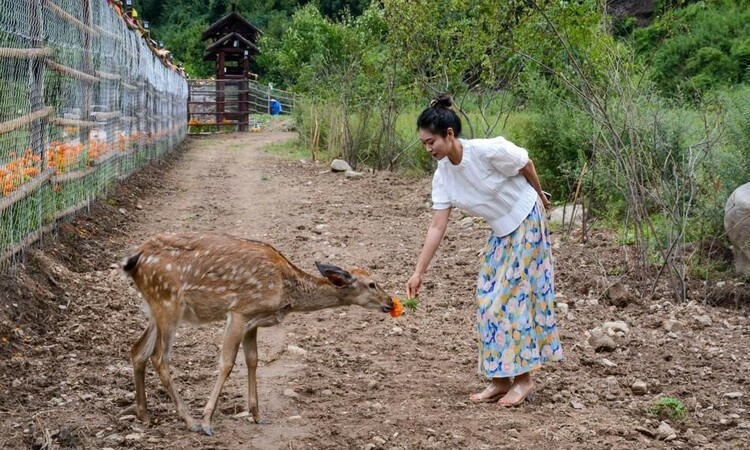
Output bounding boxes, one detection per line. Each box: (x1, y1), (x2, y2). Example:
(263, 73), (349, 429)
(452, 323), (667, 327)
(80, 0), (93, 150)
(29, 0), (47, 165)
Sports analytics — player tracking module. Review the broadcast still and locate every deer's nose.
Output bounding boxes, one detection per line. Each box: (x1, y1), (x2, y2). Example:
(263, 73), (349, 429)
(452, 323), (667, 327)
(381, 296), (396, 313)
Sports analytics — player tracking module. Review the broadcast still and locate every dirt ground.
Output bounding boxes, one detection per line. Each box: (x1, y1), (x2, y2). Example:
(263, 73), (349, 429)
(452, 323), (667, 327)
(1, 130), (749, 450)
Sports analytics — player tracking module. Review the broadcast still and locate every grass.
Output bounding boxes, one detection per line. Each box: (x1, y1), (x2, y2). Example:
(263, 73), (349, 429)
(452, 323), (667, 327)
(263, 138), (326, 162)
(403, 297), (419, 312)
(650, 396), (687, 420)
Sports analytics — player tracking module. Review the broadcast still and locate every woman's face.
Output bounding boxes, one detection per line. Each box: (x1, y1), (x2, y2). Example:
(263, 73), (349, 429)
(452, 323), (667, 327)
(419, 127), (455, 161)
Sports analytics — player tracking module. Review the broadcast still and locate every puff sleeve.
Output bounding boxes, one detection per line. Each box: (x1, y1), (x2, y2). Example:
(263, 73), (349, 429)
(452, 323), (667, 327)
(486, 137), (529, 177)
(431, 168), (451, 210)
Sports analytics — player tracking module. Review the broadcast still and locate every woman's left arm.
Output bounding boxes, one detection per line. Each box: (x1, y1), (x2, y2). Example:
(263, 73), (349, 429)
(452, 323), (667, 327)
(519, 159), (551, 210)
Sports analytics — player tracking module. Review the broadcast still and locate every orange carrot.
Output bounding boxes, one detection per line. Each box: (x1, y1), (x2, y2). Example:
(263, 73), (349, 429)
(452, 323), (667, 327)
(390, 297), (404, 318)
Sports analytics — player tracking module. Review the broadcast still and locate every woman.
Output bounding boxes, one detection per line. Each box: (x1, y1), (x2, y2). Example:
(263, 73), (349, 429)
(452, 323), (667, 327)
(406, 95), (563, 407)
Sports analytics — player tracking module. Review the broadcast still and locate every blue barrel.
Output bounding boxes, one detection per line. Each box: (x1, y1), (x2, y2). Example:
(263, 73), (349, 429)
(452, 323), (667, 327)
(270, 99), (282, 115)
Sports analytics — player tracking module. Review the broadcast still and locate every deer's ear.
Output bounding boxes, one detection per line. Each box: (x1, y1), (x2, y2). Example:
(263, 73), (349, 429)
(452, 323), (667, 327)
(315, 262), (355, 287)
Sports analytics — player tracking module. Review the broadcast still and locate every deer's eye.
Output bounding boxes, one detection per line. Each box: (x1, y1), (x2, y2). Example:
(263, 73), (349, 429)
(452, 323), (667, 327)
(368, 282), (376, 289)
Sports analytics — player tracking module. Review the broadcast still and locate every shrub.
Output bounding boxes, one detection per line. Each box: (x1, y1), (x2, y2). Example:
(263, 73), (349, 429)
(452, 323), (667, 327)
(650, 396), (687, 420)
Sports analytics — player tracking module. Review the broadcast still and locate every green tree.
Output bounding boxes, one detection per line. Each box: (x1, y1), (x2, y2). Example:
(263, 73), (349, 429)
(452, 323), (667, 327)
(256, 5), (354, 91)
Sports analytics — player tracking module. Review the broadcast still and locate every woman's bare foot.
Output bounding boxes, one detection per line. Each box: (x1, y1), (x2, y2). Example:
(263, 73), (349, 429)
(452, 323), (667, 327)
(470, 378), (512, 403)
(498, 374), (534, 407)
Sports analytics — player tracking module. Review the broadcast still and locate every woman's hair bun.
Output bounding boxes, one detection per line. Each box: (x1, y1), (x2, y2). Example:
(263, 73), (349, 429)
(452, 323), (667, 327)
(430, 94), (453, 109)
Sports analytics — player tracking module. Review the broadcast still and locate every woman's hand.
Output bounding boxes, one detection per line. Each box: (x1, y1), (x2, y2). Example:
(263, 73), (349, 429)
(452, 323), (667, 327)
(406, 272), (424, 298)
(540, 193), (552, 211)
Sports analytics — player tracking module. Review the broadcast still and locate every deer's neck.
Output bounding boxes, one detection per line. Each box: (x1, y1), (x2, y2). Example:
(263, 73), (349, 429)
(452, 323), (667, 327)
(287, 276), (347, 312)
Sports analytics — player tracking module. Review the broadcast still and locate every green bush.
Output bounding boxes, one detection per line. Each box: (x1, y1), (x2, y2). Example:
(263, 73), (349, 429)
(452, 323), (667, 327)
(650, 396), (687, 420)
(516, 74), (591, 201)
(634, 0), (750, 97)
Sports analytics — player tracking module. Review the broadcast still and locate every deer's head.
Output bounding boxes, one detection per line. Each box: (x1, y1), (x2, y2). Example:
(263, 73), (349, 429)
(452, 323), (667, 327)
(315, 262), (395, 313)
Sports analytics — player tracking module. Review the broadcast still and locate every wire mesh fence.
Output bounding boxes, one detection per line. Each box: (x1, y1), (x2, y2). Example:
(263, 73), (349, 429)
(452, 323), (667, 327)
(0, 0), (188, 264)
(187, 79), (295, 133)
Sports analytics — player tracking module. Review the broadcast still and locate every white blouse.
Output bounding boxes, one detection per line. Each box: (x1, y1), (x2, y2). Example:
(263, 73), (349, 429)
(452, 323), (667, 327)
(432, 136), (538, 237)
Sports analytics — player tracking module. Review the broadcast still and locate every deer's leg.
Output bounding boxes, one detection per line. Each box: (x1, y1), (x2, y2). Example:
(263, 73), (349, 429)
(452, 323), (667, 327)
(200, 313), (245, 436)
(125, 320), (157, 423)
(242, 327), (265, 424)
(240, 315), (284, 424)
(150, 314), (199, 432)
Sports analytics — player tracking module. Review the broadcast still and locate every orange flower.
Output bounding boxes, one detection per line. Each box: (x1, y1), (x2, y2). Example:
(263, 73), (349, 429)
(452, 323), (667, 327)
(390, 297), (404, 318)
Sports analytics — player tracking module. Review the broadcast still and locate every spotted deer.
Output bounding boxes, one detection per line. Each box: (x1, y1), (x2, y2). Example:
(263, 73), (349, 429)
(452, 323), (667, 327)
(119, 232), (395, 435)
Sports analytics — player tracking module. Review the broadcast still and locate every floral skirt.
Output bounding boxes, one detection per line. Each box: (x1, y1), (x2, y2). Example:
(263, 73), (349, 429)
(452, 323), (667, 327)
(475, 202), (563, 378)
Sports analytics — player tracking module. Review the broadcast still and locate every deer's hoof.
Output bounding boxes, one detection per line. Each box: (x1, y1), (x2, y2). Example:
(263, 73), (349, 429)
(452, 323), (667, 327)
(189, 422), (202, 433)
(201, 424), (215, 436)
(120, 405), (150, 425)
(253, 416), (271, 425)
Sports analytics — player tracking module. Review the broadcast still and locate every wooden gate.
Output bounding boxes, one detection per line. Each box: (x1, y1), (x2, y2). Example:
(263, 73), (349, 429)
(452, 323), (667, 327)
(187, 79), (295, 134)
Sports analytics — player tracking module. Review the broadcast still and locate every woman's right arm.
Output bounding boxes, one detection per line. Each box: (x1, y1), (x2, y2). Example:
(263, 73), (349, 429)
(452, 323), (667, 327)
(406, 207), (452, 298)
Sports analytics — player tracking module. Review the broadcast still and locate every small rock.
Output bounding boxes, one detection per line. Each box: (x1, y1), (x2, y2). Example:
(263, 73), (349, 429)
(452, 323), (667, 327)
(571, 400), (585, 409)
(126, 433), (143, 441)
(372, 436), (387, 445)
(118, 208), (127, 215)
(506, 428), (520, 439)
(233, 411), (250, 419)
(344, 170), (364, 179)
(605, 282), (631, 307)
(288, 415), (302, 421)
(135, 204), (143, 210)
(605, 376), (619, 387)
(391, 326), (404, 335)
(321, 389), (333, 396)
(631, 380), (648, 395)
(283, 388), (299, 399)
(557, 302), (569, 314)
(694, 314), (713, 327)
(286, 345), (307, 356)
(634, 426), (655, 438)
(656, 421), (677, 440)
(118, 415), (136, 422)
(600, 358), (617, 368)
(459, 217), (474, 228)
(603, 321), (630, 334)
(690, 433), (709, 445)
(589, 329), (617, 352)
(331, 159), (353, 172)
(663, 319), (684, 332)
(724, 392), (743, 399)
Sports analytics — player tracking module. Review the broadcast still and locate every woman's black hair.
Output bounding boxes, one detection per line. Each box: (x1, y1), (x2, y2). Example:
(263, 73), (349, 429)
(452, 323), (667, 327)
(416, 94), (462, 137)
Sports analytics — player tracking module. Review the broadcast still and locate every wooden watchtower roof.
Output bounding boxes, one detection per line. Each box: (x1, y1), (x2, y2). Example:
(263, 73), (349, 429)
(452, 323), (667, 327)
(201, 11), (262, 79)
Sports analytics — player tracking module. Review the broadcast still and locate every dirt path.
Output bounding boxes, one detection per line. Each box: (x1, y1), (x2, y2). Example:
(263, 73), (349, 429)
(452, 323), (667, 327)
(1, 131), (749, 449)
